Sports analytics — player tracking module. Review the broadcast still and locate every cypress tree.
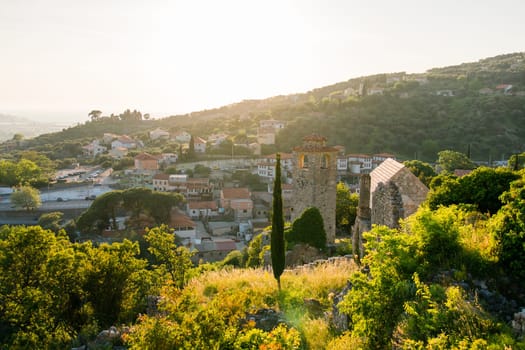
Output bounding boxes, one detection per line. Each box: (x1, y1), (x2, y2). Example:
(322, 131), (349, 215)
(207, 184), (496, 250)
(271, 153), (285, 290)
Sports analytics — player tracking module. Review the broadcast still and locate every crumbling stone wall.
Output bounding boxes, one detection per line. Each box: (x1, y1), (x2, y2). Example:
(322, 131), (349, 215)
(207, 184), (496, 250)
(371, 181), (404, 229)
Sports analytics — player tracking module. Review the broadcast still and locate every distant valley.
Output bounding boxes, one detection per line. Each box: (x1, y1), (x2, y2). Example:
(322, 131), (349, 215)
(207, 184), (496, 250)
(0, 114), (69, 141)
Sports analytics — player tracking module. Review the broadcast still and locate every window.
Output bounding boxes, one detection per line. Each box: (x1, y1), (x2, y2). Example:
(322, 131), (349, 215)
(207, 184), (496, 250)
(299, 154), (309, 168)
(321, 154), (329, 169)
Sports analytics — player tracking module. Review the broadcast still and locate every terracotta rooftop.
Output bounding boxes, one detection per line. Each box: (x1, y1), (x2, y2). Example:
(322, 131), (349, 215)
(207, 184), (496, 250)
(188, 201), (218, 210)
(153, 173), (170, 180)
(169, 208), (196, 228)
(222, 187), (251, 199)
(134, 152), (160, 161)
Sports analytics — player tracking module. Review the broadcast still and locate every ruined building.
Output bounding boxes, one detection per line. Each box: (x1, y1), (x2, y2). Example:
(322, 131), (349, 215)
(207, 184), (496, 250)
(370, 158), (428, 227)
(353, 158), (429, 259)
(291, 134), (338, 243)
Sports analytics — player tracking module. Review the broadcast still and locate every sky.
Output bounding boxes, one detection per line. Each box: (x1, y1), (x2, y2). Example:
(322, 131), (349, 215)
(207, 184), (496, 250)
(1, 0), (524, 124)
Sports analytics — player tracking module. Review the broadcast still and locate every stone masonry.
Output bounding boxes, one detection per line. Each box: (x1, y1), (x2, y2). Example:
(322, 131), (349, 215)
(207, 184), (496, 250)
(292, 134), (338, 243)
(370, 158), (428, 227)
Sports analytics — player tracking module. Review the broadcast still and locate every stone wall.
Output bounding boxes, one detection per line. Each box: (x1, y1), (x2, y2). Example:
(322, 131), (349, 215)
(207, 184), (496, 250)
(371, 181), (404, 228)
(291, 135), (338, 242)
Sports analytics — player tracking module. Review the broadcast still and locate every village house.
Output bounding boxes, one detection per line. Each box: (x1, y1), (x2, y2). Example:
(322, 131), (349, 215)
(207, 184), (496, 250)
(347, 154), (373, 174)
(172, 131), (191, 143)
(373, 153), (396, 167)
(169, 208), (196, 240)
(259, 119), (285, 130)
(82, 140), (107, 158)
(193, 136), (207, 153)
(257, 119), (286, 145)
(207, 133), (229, 147)
(102, 133), (119, 144)
(257, 153), (293, 181)
(344, 87), (359, 96)
(152, 174), (213, 200)
(436, 89), (454, 97)
(149, 128), (170, 141)
(187, 200), (219, 219)
(134, 152), (160, 172)
(495, 84), (513, 95)
(111, 135), (138, 149)
(257, 126), (277, 145)
(368, 87), (384, 95)
(220, 187), (253, 221)
(159, 153), (178, 166)
(152, 173), (171, 191)
(337, 156), (348, 172)
(108, 147), (128, 159)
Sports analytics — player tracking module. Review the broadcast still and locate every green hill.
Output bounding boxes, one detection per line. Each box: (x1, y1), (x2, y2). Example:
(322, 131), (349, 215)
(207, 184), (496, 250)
(11, 52), (525, 162)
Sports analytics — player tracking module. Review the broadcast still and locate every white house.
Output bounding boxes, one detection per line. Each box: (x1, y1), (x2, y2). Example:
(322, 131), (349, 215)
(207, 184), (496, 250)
(257, 153), (293, 180)
(82, 140), (107, 158)
(193, 136), (207, 153)
(149, 128), (170, 140)
(347, 154), (373, 173)
(111, 135), (137, 149)
(337, 156), (348, 171)
(187, 201), (219, 219)
(259, 119), (285, 130)
(108, 147), (128, 159)
(172, 131), (191, 143)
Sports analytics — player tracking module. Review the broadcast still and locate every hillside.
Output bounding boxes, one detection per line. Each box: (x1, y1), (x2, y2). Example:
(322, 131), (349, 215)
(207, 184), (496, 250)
(10, 52), (525, 162)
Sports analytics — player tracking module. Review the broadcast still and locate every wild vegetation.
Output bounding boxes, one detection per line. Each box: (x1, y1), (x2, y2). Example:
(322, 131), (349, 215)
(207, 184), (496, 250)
(1, 167), (525, 348)
(1, 52), (525, 348)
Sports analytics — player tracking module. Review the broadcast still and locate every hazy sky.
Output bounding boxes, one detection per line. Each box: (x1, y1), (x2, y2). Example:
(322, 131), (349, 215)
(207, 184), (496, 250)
(1, 0), (524, 124)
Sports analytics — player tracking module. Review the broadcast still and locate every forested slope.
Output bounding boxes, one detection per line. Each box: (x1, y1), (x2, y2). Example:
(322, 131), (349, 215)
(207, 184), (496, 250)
(11, 52), (525, 162)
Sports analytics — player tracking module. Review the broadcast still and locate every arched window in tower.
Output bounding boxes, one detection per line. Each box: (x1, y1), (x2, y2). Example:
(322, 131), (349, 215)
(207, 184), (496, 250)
(321, 154), (329, 169)
(300, 154), (309, 168)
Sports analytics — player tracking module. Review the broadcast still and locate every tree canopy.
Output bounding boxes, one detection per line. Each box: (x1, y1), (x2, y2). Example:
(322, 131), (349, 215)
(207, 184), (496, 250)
(10, 185), (41, 211)
(288, 207), (327, 250)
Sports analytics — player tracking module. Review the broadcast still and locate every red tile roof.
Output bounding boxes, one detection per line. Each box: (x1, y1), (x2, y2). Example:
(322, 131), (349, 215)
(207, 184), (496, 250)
(222, 187), (251, 199)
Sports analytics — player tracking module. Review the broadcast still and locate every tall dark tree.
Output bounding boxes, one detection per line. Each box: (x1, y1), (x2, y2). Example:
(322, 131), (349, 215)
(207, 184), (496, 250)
(271, 153), (285, 290)
(188, 135), (196, 160)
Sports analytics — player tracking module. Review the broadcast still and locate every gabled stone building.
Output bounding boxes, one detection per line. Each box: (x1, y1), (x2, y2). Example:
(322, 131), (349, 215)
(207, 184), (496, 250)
(291, 134), (338, 243)
(370, 158), (428, 228)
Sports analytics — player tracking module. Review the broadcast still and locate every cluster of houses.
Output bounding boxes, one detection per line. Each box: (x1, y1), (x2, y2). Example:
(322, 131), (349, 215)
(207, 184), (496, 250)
(81, 119), (287, 161)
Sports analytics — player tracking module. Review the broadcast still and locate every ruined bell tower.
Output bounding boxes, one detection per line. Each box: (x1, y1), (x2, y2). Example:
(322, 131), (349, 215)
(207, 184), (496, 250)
(291, 134), (338, 243)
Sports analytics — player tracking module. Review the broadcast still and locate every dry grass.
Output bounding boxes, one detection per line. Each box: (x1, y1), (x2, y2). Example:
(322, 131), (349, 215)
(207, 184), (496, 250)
(181, 257), (358, 312)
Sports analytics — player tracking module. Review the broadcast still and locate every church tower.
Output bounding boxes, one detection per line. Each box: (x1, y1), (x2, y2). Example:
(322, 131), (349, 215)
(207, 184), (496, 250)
(291, 134), (338, 243)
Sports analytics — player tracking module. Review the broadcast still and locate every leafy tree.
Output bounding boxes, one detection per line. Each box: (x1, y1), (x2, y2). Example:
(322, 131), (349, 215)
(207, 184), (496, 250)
(144, 225), (194, 289)
(88, 109), (102, 121)
(335, 182), (358, 235)
(427, 167), (519, 214)
(0, 226), (88, 348)
(508, 152), (525, 170)
(188, 135), (196, 160)
(245, 234), (266, 268)
(81, 239), (148, 327)
(193, 164), (211, 177)
(10, 185), (41, 211)
(404, 159), (437, 187)
(271, 154), (285, 290)
(0, 159), (17, 186)
(491, 175), (525, 281)
(288, 207), (327, 250)
(37, 211), (64, 233)
(436, 150), (476, 173)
